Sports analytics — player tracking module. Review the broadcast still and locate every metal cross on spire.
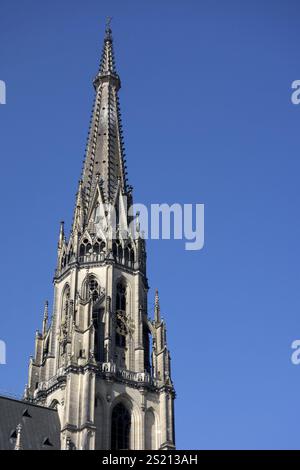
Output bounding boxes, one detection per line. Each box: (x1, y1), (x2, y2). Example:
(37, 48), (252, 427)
(105, 16), (113, 39)
(106, 16), (113, 29)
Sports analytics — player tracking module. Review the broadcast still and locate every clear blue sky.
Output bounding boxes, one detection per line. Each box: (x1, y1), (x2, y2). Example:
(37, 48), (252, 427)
(1, 0), (300, 450)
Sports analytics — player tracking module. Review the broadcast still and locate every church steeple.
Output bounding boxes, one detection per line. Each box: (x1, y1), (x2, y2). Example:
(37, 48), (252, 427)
(26, 23), (175, 451)
(81, 24), (127, 210)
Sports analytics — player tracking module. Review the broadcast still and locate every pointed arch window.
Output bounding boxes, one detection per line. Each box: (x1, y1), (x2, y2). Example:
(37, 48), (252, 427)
(93, 242), (100, 255)
(62, 286), (70, 320)
(115, 283), (127, 357)
(113, 242), (117, 259)
(92, 239), (106, 257)
(130, 247), (134, 267)
(113, 240), (123, 263)
(67, 246), (74, 264)
(111, 403), (131, 450)
(116, 314), (127, 348)
(118, 243), (123, 263)
(124, 244), (134, 267)
(79, 238), (93, 260)
(116, 283), (126, 312)
(84, 276), (100, 302)
(61, 253), (67, 269)
(79, 244), (85, 258)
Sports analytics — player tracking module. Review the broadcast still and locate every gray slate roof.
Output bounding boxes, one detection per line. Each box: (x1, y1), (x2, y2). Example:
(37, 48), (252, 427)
(0, 395), (61, 450)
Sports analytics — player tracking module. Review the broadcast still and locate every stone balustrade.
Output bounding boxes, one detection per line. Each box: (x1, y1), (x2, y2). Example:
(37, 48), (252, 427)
(36, 363), (157, 396)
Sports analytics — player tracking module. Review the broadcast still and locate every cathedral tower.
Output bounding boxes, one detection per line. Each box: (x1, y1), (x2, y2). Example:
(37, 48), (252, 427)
(25, 25), (176, 451)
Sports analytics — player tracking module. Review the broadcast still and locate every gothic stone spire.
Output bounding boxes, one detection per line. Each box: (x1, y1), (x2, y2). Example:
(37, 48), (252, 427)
(81, 25), (127, 211)
(26, 23), (176, 451)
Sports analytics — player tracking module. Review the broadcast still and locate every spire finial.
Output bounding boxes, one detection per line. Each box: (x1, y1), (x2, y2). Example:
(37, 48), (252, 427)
(14, 424), (22, 451)
(44, 300), (49, 318)
(58, 220), (65, 250)
(96, 17), (118, 79)
(42, 300), (49, 336)
(155, 289), (161, 323)
(59, 220), (65, 237)
(106, 16), (113, 28)
(105, 17), (113, 40)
